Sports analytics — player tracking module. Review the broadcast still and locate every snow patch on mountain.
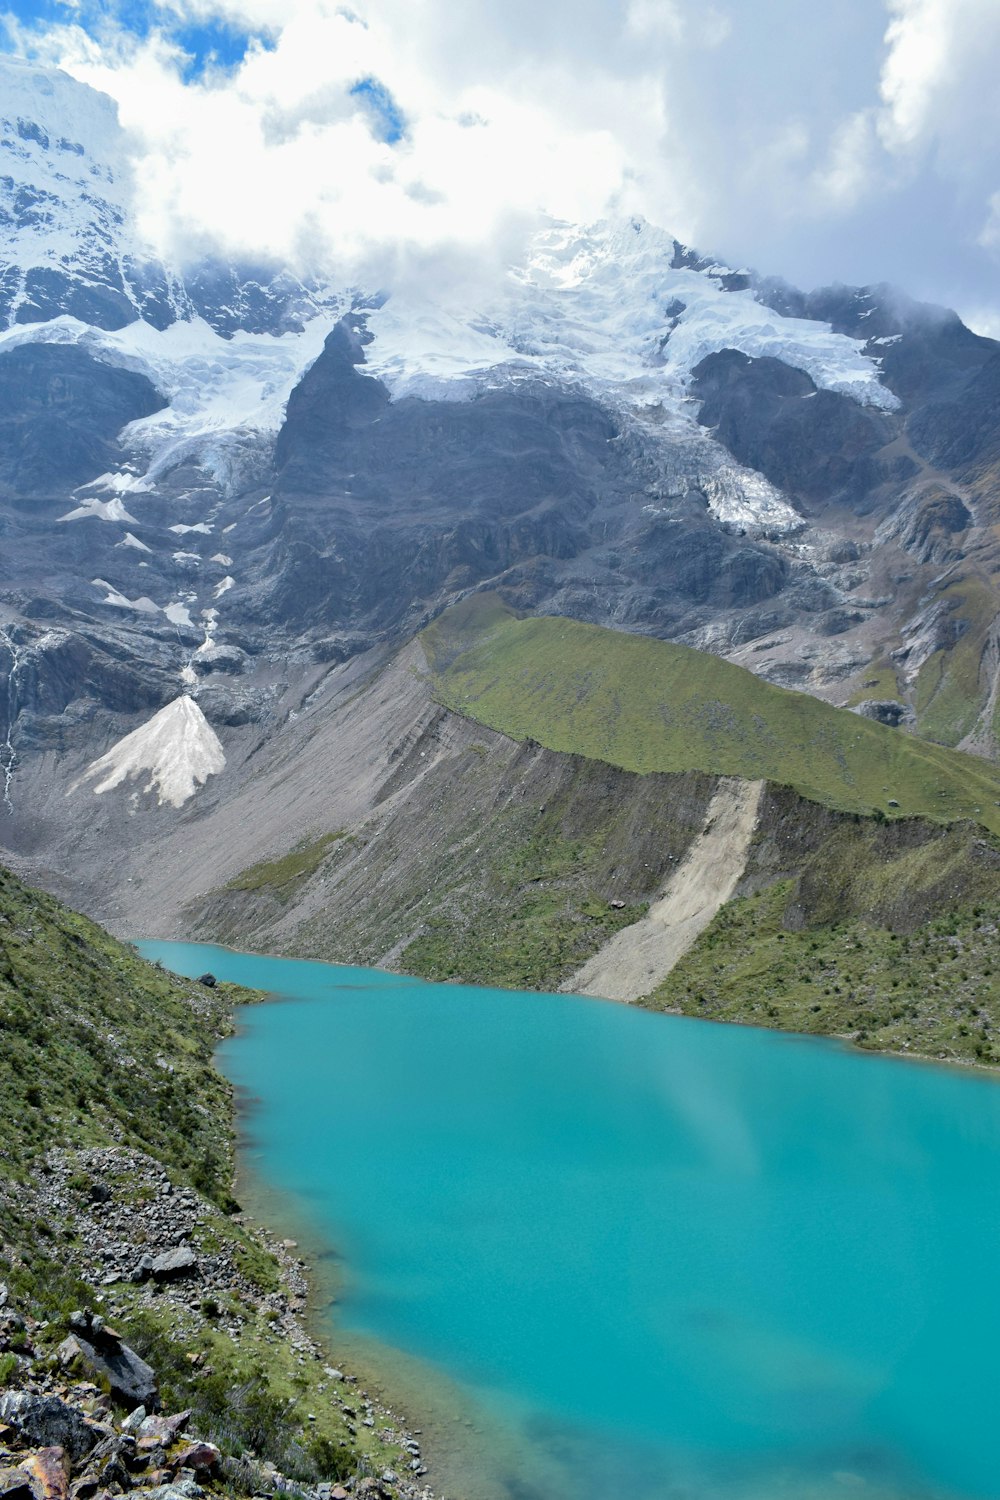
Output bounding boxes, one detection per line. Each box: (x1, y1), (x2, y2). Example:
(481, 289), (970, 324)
(119, 532), (151, 553)
(91, 578), (160, 612)
(701, 470), (803, 534)
(165, 602), (196, 626)
(77, 470), (151, 496)
(364, 219), (897, 422)
(60, 496), (139, 524)
(71, 694), (225, 808)
(110, 314), (342, 483)
(0, 308), (342, 495)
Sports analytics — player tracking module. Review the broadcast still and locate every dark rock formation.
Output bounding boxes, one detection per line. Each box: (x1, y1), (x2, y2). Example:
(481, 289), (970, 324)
(692, 349), (896, 509)
(0, 1394), (98, 1463)
(0, 345), (164, 498)
(907, 350), (1000, 479)
(854, 699), (916, 729)
(67, 1312), (158, 1410)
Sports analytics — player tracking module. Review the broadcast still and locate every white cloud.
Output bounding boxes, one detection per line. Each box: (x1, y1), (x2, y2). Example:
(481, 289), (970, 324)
(19, 0), (693, 281)
(625, 0), (684, 42)
(877, 0), (1000, 162)
(793, 0), (1000, 218)
(5, 0), (1000, 331)
(810, 110), (878, 212)
(878, 0), (954, 151)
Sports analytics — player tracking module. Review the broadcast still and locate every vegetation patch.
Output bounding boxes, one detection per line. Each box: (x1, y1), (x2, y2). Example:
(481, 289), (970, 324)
(845, 661), (902, 707)
(424, 594), (1000, 835)
(0, 863), (423, 1493)
(914, 575), (1000, 747)
(644, 803), (1000, 1067)
(226, 831), (346, 897)
(645, 884), (1000, 1066)
(0, 863), (239, 1192)
(400, 821), (647, 989)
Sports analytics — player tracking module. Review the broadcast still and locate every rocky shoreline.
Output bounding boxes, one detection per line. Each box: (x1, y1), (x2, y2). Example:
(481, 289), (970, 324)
(0, 1144), (440, 1500)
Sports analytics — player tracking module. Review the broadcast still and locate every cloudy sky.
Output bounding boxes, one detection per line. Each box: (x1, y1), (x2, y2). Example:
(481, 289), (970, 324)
(4, 0), (1000, 333)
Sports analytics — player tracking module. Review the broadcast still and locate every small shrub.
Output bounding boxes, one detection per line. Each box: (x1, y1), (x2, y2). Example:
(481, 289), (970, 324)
(307, 1435), (354, 1482)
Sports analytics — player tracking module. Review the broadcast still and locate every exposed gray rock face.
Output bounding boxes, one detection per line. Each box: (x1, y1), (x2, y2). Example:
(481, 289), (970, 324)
(0, 344), (165, 497)
(908, 351), (1000, 478)
(0, 1394), (98, 1462)
(691, 349), (896, 510)
(875, 487), (972, 566)
(854, 699), (916, 729)
(1, 54), (1000, 888)
(260, 317), (791, 641)
(68, 1310), (159, 1409)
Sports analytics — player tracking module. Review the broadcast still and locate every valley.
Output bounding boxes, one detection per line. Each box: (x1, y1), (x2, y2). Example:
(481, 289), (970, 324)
(2, 39), (1000, 1500)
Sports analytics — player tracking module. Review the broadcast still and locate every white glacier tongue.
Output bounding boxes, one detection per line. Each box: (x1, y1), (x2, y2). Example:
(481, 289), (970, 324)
(71, 695), (225, 808)
(0, 309), (342, 495)
(363, 216), (898, 415)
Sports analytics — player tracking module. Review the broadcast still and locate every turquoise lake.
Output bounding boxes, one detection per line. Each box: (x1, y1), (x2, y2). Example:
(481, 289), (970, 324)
(140, 941), (1000, 1500)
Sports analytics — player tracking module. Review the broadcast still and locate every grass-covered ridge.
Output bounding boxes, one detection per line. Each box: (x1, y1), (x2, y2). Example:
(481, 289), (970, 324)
(424, 594), (1000, 834)
(226, 830), (347, 896)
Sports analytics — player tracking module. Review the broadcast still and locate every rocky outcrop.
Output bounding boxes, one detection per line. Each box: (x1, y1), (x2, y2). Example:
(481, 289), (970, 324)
(853, 699), (915, 729)
(1, 1358), (241, 1500)
(0, 1393), (99, 1462)
(875, 486), (972, 565)
(0, 345), (165, 499)
(1, 1144), (437, 1500)
(692, 349), (896, 510)
(64, 1313), (158, 1410)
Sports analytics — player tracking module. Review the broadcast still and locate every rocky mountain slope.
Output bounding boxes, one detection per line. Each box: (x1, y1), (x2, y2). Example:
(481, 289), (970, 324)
(3, 49), (999, 1500)
(4, 592), (986, 1066)
(1, 56), (999, 986)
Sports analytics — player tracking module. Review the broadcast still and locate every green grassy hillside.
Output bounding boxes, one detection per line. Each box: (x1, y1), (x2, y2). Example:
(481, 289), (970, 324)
(644, 807), (1000, 1066)
(0, 862), (235, 1189)
(913, 574), (1000, 747)
(424, 595), (1000, 834)
(0, 864), (420, 1490)
(646, 883), (1000, 1065)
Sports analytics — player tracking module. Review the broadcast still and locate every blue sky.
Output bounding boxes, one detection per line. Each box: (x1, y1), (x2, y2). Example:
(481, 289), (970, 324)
(2, 0), (263, 78)
(3, 0), (999, 332)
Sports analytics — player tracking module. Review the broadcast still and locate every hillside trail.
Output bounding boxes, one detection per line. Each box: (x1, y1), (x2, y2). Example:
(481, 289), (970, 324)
(564, 777), (764, 1004)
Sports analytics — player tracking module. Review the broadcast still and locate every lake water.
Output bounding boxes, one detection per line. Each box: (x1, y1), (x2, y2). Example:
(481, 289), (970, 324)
(140, 941), (1000, 1500)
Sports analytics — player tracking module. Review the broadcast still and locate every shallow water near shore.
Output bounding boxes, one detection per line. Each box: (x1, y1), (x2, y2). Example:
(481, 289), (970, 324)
(141, 940), (1000, 1500)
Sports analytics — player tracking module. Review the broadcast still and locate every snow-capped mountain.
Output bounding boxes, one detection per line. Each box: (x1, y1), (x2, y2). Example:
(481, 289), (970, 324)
(0, 56), (160, 329)
(1, 54), (999, 881)
(0, 55), (343, 337)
